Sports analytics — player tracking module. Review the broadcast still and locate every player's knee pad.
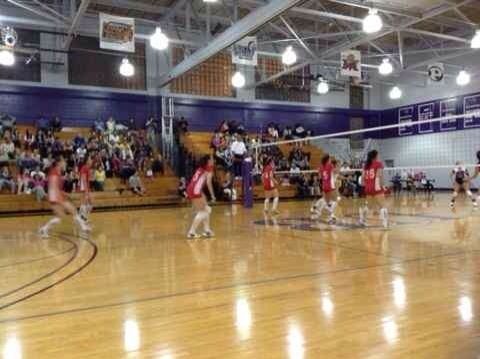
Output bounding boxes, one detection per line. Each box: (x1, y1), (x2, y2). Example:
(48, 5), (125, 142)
(467, 190), (473, 197)
(205, 205), (212, 214)
(452, 191), (458, 198)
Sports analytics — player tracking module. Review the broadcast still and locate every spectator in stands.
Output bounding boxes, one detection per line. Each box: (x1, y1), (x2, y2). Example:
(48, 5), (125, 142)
(178, 177), (187, 198)
(127, 117), (136, 130)
(151, 153), (164, 176)
(94, 165), (106, 191)
(35, 117), (49, 131)
(17, 168), (32, 194)
(230, 135), (247, 179)
(73, 133), (86, 148)
(0, 166), (15, 193)
(30, 166), (45, 181)
(50, 116), (62, 133)
(218, 120), (229, 134)
(283, 126), (293, 140)
(129, 171), (146, 196)
(106, 116), (116, 135)
(23, 129), (35, 150)
(294, 123), (306, 140)
(0, 113), (16, 137)
(31, 173), (46, 202)
(0, 137), (15, 161)
(93, 117), (105, 133)
(177, 116), (189, 134)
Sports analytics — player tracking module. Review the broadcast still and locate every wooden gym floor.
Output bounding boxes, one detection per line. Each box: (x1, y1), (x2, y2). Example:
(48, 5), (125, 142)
(0, 193), (479, 358)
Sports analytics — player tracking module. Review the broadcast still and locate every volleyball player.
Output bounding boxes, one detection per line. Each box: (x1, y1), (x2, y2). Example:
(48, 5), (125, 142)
(470, 151), (480, 203)
(262, 157), (280, 215)
(186, 155), (216, 239)
(450, 161), (478, 209)
(359, 150), (388, 228)
(317, 154), (339, 224)
(39, 158), (91, 238)
(79, 156), (93, 222)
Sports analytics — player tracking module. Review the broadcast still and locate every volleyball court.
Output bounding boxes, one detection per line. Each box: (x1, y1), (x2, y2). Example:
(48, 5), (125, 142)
(253, 111), (480, 229)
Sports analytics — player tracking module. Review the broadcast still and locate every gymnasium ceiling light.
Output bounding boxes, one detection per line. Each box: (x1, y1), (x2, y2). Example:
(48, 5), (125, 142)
(317, 78), (329, 95)
(389, 86), (402, 100)
(456, 70), (471, 86)
(363, 9), (383, 34)
(471, 30), (480, 49)
(203, 0), (217, 2)
(378, 58), (393, 76)
(119, 58), (134, 77)
(282, 46), (297, 66)
(0, 50), (15, 66)
(150, 27), (169, 51)
(231, 71), (246, 88)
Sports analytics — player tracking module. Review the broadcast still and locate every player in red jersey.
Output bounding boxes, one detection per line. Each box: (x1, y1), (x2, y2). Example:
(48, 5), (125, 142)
(359, 150), (388, 228)
(314, 154), (339, 224)
(186, 155), (216, 239)
(78, 156), (93, 222)
(39, 158), (91, 238)
(262, 158), (280, 215)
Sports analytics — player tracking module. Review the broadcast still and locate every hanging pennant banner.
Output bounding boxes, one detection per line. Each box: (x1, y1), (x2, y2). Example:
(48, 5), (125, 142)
(427, 63), (445, 85)
(100, 13), (135, 53)
(340, 50), (361, 78)
(232, 36), (257, 66)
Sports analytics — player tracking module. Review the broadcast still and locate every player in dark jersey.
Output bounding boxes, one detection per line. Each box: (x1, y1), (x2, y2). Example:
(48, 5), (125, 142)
(450, 161), (477, 209)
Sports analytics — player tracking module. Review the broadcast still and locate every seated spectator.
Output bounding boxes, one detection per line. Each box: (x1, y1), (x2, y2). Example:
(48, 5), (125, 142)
(106, 116), (116, 134)
(94, 165), (106, 191)
(218, 120), (229, 134)
(31, 173), (46, 202)
(283, 126), (293, 140)
(0, 113), (16, 137)
(50, 116), (62, 133)
(177, 117), (189, 134)
(294, 123), (306, 139)
(93, 117), (105, 133)
(35, 117), (49, 131)
(0, 166), (15, 193)
(178, 177), (187, 198)
(63, 169), (78, 193)
(127, 117), (136, 130)
(128, 171), (146, 196)
(0, 137), (15, 161)
(73, 133), (86, 148)
(17, 168), (32, 194)
(151, 153), (164, 176)
(30, 166), (46, 181)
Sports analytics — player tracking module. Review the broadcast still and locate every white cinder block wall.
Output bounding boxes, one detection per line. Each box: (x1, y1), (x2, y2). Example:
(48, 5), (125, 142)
(377, 129), (480, 189)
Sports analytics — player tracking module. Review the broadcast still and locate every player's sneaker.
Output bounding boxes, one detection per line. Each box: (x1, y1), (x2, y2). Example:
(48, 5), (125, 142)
(187, 232), (201, 240)
(328, 217), (337, 225)
(310, 206), (317, 214)
(271, 209), (280, 215)
(38, 227), (49, 238)
(449, 202), (455, 209)
(202, 230), (215, 238)
(473, 201), (478, 209)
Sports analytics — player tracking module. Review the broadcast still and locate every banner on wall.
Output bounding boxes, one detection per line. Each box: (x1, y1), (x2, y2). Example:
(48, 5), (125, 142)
(440, 98), (458, 131)
(418, 103), (435, 133)
(232, 36), (257, 66)
(464, 94), (480, 128)
(340, 50), (361, 78)
(99, 13), (135, 52)
(398, 106), (416, 136)
(427, 63), (445, 85)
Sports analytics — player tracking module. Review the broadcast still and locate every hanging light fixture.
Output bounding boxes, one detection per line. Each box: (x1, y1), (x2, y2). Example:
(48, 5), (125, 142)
(119, 58), (134, 77)
(203, 0), (217, 2)
(150, 27), (169, 50)
(317, 78), (330, 94)
(378, 58), (393, 76)
(0, 50), (15, 66)
(471, 30), (480, 49)
(456, 70), (471, 86)
(389, 86), (402, 100)
(282, 46), (297, 66)
(363, 9), (383, 34)
(231, 71), (246, 88)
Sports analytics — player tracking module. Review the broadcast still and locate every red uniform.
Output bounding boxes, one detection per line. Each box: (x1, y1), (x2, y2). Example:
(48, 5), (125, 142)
(187, 167), (208, 199)
(79, 165), (91, 193)
(48, 167), (65, 204)
(320, 163), (336, 193)
(262, 164), (276, 191)
(364, 160), (384, 195)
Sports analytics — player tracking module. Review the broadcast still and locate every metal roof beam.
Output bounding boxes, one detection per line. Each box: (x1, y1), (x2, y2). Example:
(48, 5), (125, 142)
(63, 0), (91, 50)
(158, 0), (305, 87)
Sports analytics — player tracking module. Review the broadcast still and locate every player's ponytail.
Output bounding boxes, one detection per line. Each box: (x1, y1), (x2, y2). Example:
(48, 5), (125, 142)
(365, 150), (378, 169)
(321, 154), (330, 166)
(198, 154), (211, 169)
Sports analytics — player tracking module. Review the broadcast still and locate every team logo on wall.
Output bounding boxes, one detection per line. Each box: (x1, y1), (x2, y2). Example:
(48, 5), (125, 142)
(340, 50), (361, 78)
(427, 63), (445, 85)
(232, 36), (257, 66)
(99, 13), (135, 53)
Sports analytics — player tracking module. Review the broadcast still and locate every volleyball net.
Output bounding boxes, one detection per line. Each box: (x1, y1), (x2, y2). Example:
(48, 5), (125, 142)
(252, 111), (480, 191)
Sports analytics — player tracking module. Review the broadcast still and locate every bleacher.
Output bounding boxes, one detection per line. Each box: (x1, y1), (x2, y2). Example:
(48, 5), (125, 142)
(0, 126), (180, 215)
(180, 131), (324, 200)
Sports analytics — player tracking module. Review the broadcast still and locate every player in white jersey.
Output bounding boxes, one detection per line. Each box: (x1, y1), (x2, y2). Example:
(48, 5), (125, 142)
(450, 161), (477, 209)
